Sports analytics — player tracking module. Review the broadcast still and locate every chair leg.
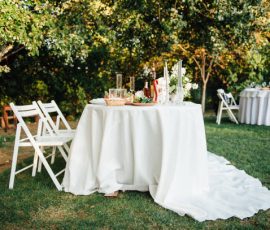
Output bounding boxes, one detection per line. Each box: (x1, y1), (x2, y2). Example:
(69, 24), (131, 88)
(216, 102), (223, 125)
(32, 151), (39, 177)
(38, 146), (44, 172)
(227, 109), (239, 124)
(216, 107), (220, 124)
(9, 142), (19, 189)
(34, 148), (62, 191)
(51, 147), (56, 164)
(9, 125), (21, 189)
(58, 146), (68, 162)
(63, 144), (70, 158)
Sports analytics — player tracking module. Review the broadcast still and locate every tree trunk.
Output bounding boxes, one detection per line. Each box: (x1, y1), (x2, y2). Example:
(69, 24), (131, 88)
(200, 54), (207, 113)
(201, 81), (207, 113)
(191, 50), (215, 114)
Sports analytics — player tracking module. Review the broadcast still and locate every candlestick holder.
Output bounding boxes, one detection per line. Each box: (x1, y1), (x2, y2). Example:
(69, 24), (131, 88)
(116, 73), (122, 89)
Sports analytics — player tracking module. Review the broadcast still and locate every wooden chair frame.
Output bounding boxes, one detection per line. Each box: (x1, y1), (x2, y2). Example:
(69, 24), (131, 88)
(37, 100), (75, 164)
(216, 89), (239, 125)
(37, 100), (75, 137)
(9, 102), (72, 191)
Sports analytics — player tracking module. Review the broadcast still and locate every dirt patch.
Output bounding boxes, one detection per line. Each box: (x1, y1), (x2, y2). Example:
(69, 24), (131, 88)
(33, 206), (74, 221)
(0, 128), (16, 174)
(0, 123), (36, 174)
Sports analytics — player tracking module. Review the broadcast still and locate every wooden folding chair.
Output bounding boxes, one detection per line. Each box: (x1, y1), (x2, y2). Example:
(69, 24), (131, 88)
(37, 100), (76, 164)
(216, 89), (239, 125)
(9, 102), (72, 191)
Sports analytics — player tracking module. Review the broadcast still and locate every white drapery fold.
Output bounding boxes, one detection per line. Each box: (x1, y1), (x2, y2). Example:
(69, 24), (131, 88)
(62, 104), (270, 221)
(239, 89), (270, 125)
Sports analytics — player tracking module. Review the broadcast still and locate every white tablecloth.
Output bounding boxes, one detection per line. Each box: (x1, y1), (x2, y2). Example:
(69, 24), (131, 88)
(239, 89), (270, 125)
(63, 103), (270, 221)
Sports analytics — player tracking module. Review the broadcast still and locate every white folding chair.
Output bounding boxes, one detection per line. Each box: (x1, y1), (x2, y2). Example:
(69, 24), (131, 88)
(37, 100), (75, 138)
(216, 89), (239, 125)
(37, 100), (75, 164)
(9, 102), (72, 191)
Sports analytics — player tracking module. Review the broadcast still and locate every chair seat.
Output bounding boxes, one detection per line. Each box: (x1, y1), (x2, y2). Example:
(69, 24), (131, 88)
(56, 129), (76, 138)
(42, 129), (76, 138)
(35, 136), (72, 146)
(18, 136), (72, 146)
(222, 105), (239, 110)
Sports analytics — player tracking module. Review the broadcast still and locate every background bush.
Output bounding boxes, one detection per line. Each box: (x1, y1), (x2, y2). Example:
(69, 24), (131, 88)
(0, 1), (269, 117)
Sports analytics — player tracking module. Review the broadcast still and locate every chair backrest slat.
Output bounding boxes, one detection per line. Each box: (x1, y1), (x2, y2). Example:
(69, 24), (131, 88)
(10, 102), (56, 138)
(19, 110), (39, 117)
(38, 100), (72, 131)
(217, 89), (238, 107)
(15, 104), (37, 111)
(10, 103), (42, 147)
(12, 104), (40, 117)
(45, 107), (57, 113)
(41, 102), (54, 107)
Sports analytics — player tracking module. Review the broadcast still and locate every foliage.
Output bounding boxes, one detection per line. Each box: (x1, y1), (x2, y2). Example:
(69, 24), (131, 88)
(0, 50), (111, 117)
(0, 0), (54, 71)
(133, 96), (153, 103)
(0, 0), (269, 114)
(225, 44), (270, 94)
(0, 0), (104, 72)
(166, 0), (270, 112)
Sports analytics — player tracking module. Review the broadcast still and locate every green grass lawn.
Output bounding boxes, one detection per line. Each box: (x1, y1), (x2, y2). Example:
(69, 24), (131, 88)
(0, 117), (269, 229)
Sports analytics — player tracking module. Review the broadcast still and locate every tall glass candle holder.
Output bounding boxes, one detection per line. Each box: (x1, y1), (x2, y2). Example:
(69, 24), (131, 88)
(130, 76), (135, 93)
(177, 60), (183, 89)
(116, 73), (122, 89)
(176, 60), (184, 104)
(164, 61), (170, 104)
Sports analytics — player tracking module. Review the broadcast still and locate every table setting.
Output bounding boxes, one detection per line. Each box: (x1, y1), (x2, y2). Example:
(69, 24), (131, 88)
(62, 62), (270, 222)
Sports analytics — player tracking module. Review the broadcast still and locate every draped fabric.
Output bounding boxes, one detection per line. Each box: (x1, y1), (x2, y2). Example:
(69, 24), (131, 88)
(239, 89), (270, 125)
(62, 103), (270, 221)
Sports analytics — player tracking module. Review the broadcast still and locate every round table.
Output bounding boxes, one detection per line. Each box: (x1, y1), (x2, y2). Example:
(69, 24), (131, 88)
(239, 88), (270, 126)
(63, 102), (208, 196)
(62, 102), (270, 222)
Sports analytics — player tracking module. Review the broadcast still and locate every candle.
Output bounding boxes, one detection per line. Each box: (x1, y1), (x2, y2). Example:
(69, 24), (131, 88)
(116, 73), (122, 89)
(130, 76), (135, 93)
(164, 61), (170, 103)
(178, 60), (182, 88)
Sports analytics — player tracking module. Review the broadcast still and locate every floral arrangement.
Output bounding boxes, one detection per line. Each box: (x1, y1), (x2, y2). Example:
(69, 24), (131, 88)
(134, 90), (153, 103)
(169, 63), (198, 98)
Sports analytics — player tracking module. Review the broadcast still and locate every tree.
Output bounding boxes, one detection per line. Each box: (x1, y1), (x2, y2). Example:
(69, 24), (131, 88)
(170, 0), (269, 112)
(0, 0), (102, 73)
(0, 0), (55, 73)
(1, 0), (269, 115)
(101, 0), (186, 78)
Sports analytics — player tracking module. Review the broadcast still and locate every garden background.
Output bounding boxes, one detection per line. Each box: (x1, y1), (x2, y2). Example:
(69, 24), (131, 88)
(0, 0), (269, 117)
